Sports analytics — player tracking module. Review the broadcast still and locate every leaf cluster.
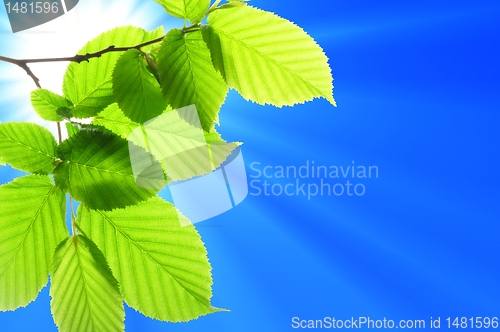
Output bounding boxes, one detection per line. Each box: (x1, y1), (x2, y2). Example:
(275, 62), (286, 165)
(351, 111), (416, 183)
(0, 0), (335, 331)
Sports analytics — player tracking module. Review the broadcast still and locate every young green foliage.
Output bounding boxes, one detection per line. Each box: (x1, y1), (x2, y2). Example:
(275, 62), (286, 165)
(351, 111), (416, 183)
(77, 197), (221, 321)
(203, 5), (335, 106)
(94, 103), (240, 182)
(0, 0), (335, 330)
(203, 127), (243, 171)
(113, 49), (167, 123)
(93, 103), (142, 139)
(63, 26), (164, 118)
(0, 175), (66, 310)
(154, 0), (210, 24)
(30, 89), (72, 122)
(0, 122), (58, 174)
(65, 122), (81, 137)
(54, 130), (157, 210)
(157, 29), (228, 132)
(50, 235), (124, 332)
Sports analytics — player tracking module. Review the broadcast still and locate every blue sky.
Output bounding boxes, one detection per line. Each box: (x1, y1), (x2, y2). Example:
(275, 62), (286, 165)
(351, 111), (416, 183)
(1, 0), (499, 331)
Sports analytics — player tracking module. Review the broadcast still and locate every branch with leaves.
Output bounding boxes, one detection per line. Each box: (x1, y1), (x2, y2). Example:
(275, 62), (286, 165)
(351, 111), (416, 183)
(0, 33), (176, 88)
(0, 0), (335, 331)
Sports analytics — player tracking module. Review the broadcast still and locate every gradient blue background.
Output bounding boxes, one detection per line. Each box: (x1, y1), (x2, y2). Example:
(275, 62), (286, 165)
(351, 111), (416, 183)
(1, 0), (500, 331)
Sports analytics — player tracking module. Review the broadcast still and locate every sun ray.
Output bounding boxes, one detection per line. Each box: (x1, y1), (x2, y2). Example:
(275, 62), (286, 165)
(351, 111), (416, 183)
(0, 0), (175, 135)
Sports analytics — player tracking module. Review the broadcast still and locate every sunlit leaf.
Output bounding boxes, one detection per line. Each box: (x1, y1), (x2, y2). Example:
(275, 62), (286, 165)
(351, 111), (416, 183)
(128, 108), (239, 182)
(93, 103), (140, 140)
(113, 49), (167, 123)
(51, 235), (124, 332)
(94, 104), (239, 182)
(0, 175), (66, 310)
(65, 122), (80, 137)
(54, 130), (156, 210)
(78, 197), (223, 322)
(0, 122), (58, 174)
(154, 0), (210, 23)
(63, 26), (164, 118)
(30, 89), (72, 122)
(157, 29), (227, 131)
(204, 5), (335, 106)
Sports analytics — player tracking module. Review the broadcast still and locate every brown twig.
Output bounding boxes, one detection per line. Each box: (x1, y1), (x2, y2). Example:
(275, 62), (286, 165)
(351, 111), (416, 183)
(0, 35), (165, 88)
(0, 34), (166, 145)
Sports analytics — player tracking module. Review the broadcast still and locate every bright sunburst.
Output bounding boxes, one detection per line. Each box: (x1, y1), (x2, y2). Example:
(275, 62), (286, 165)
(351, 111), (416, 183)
(0, 0), (176, 134)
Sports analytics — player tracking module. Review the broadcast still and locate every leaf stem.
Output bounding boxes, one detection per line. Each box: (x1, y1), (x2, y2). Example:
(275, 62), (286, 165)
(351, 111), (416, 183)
(56, 122), (62, 144)
(182, 23), (201, 32)
(207, 1), (246, 16)
(207, 0), (222, 15)
(69, 196), (76, 235)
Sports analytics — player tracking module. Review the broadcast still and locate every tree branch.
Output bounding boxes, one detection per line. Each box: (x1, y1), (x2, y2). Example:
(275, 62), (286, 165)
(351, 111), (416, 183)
(0, 35), (165, 88)
(0, 34), (166, 144)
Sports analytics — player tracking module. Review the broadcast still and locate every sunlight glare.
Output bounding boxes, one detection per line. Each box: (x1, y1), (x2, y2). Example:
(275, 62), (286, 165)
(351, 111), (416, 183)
(0, 0), (172, 135)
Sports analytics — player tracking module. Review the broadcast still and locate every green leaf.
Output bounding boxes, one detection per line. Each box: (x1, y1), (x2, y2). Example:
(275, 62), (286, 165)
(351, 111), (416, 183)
(65, 122), (80, 137)
(204, 5), (335, 106)
(204, 128), (242, 170)
(50, 235), (124, 332)
(128, 109), (239, 182)
(113, 49), (167, 123)
(95, 104), (230, 143)
(0, 122), (58, 174)
(54, 130), (156, 210)
(203, 126), (243, 173)
(93, 104), (239, 182)
(203, 126), (225, 143)
(93, 103), (140, 139)
(30, 89), (72, 122)
(154, 0), (210, 24)
(0, 175), (66, 310)
(157, 29), (228, 132)
(63, 26), (164, 118)
(77, 197), (222, 322)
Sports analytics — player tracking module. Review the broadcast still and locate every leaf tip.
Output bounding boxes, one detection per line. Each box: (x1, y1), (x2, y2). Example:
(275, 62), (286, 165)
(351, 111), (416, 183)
(212, 305), (230, 313)
(328, 95), (337, 107)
